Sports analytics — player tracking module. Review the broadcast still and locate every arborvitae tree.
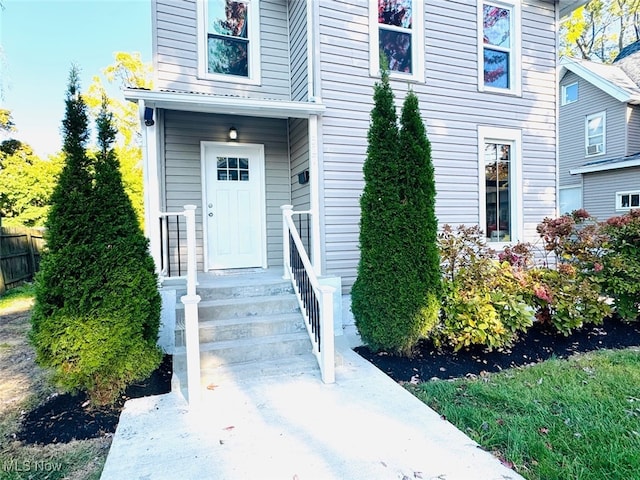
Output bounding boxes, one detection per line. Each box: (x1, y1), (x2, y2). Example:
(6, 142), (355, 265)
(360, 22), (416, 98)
(31, 73), (161, 406)
(396, 90), (441, 346)
(31, 67), (96, 358)
(71, 96), (161, 405)
(351, 69), (404, 353)
(351, 73), (441, 356)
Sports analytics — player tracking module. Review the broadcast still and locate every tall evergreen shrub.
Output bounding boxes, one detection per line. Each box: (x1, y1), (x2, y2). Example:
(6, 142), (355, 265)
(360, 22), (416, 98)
(397, 90), (441, 339)
(31, 71), (161, 406)
(351, 72), (440, 356)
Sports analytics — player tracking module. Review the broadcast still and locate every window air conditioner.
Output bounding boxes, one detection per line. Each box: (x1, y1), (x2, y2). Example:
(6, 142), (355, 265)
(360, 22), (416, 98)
(587, 144), (602, 155)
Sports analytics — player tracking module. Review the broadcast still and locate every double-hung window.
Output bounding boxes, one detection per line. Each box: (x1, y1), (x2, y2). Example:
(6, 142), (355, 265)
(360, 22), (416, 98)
(370, 0), (424, 82)
(478, 1), (521, 95)
(197, 0), (261, 84)
(479, 126), (522, 243)
(585, 111), (606, 156)
(561, 82), (578, 105)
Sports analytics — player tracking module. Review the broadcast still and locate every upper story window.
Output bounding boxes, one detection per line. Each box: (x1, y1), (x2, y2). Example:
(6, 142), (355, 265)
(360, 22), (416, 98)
(585, 111), (606, 156)
(561, 82), (578, 105)
(478, 126), (522, 244)
(478, 1), (521, 96)
(369, 0), (424, 83)
(616, 191), (640, 211)
(197, 0), (261, 84)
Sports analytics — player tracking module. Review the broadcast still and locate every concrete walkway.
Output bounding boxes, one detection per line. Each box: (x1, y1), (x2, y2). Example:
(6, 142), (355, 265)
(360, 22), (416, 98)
(100, 338), (524, 480)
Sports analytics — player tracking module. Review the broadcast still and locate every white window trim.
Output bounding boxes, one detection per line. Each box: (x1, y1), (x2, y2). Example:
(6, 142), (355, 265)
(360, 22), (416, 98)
(585, 111), (606, 157)
(478, 126), (523, 245)
(561, 82), (578, 106)
(477, 0), (522, 96)
(616, 190), (640, 211)
(196, 0), (262, 85)
(369, 0), (425, 83)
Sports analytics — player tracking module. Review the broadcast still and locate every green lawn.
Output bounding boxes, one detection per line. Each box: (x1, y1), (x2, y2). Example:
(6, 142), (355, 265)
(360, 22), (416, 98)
(410, 348), (640, 480)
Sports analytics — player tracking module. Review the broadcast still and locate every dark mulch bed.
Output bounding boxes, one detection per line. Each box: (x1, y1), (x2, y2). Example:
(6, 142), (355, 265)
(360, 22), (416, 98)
(16, 355), (172, 445)
(355, 316), (640, 383)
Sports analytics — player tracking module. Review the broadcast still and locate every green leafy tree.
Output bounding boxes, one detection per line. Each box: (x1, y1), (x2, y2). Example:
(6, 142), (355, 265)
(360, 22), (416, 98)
(351, 73), (440, 356)
(0, 109), (14, 133)
(0, 145), (63, 226)
(85, 52), (152, 227)
(561, 0), (640, 61)
(31, 70), (161, 406)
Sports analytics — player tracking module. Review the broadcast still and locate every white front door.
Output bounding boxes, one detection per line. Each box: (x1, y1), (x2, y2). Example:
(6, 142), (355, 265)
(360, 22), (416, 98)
(202, 143), (266, 270)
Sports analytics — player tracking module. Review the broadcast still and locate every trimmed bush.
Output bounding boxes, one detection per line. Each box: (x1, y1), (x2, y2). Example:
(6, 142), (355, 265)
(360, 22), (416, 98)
(601, 210), (640, 320)
(30, 72), (161, 406)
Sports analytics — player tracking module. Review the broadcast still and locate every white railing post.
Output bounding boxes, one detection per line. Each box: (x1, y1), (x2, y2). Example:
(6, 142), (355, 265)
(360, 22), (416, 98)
(319, 285), (335, 383)
(180, 204), (201, 406)
(281, 205), (293, 280)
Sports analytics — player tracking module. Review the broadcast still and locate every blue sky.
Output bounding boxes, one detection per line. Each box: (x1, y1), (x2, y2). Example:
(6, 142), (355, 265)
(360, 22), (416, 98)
(1, 0), (152, 157)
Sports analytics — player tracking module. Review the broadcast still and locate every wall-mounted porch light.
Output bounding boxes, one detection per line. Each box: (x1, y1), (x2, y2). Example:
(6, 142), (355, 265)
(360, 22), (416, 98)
(228, 126), (238, 141)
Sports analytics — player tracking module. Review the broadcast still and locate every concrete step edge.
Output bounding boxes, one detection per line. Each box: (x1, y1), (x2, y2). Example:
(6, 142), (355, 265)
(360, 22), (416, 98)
(175, 312), (303, 331)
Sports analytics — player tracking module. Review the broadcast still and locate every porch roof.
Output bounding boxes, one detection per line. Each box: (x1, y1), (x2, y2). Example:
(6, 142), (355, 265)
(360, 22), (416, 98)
(570, 151), (640, 175)
(123, 88), (326, 119)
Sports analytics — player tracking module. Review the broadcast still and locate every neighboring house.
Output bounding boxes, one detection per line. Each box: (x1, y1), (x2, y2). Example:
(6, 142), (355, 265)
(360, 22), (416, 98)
(124, 0), (587, 389)
(559, 43), (640, 220)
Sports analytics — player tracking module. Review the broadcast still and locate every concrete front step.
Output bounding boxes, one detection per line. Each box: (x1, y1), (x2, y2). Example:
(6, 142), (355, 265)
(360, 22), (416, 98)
(175, 295), (300, 325)
(196, 280), (294, 301)
(174, 331), (312, 371)
(175, 312), (306, 347)
(171, 352), (321, 396)
(199, 353), (320, 385)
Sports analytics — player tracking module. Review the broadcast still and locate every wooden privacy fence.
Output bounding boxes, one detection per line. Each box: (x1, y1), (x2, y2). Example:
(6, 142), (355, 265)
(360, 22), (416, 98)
(0, 226), (45, 295)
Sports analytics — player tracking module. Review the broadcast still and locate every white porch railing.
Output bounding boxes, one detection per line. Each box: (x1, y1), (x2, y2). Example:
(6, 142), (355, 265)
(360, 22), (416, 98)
(159, 205), (201, 406)
(281, 205), (335, 383)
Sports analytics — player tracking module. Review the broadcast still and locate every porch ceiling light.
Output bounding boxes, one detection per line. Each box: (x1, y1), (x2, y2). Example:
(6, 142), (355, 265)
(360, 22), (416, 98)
(228, 127), (238, 141)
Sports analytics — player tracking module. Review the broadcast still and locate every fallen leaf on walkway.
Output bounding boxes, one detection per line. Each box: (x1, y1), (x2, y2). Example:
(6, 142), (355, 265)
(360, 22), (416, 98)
(499, 457), (514, 469)
(207, 384), (218, 390)
(223, 426), (235, 431)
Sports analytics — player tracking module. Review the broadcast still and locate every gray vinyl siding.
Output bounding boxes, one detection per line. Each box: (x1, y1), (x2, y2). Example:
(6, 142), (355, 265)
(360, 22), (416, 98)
(583, 167), (640, 220)
(163, 110), (290, 271)
(559, 71), (628, 186)
(288, 0), (308, 102)
(155, 0), (291, 100)
(318, 0), (559, 291)
(289, 118), (310, 211)
(627, 105), (640, 155)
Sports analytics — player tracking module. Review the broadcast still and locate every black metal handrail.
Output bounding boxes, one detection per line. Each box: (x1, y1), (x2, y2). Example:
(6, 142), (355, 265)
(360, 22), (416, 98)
(159, 213), (185, 277)
(290, 231), (321, 350)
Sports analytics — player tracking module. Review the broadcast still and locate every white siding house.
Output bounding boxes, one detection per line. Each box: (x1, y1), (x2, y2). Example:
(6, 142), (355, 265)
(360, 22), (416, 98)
(127, 0), (586, 335)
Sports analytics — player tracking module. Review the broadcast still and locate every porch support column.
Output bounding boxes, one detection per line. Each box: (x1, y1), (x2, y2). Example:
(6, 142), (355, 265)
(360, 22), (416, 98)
(308, 114), (322, 277)
(139, 101), (162, 274)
